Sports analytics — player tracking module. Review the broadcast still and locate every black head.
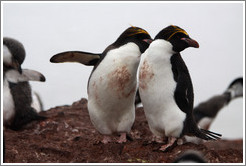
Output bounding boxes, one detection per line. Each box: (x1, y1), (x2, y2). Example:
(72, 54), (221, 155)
(155, 25), (199, 52)
(3, 37), (26, 73)
(228, 77), (243, 89)
(113, 26), (152, 53)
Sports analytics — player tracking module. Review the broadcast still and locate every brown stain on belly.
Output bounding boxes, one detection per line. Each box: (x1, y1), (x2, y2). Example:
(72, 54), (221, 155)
(92, 81), (101, 105)
(108, 65), (134, 98)
(139, 60), (154, 90)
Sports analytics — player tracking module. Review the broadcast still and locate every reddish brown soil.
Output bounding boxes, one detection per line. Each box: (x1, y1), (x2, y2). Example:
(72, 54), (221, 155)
(4, 98), (243, 163)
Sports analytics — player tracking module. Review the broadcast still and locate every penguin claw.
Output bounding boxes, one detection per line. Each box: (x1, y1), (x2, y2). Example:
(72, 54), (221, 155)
(159, 137), (177, 152)
(116, 133), (127, 143)
(101, 135), (112, 144)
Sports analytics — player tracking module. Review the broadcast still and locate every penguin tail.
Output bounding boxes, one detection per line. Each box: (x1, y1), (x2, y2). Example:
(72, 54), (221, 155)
(184, 115), (222, 141)
(28, 108), (47, 121)
(194, 128), (222, 141)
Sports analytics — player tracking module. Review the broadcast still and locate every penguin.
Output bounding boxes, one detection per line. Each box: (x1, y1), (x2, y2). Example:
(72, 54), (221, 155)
(3, 38), (46, 130)
(183, 77), (243, 144)
(138, 25), (221, 151)
(50, 26), (152, 143)
(194, 77), (243, 130)
(173, 150), (206, 163)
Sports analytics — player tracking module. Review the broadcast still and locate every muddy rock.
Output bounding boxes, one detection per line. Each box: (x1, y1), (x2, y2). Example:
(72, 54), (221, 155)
(4, 98), (243, 163)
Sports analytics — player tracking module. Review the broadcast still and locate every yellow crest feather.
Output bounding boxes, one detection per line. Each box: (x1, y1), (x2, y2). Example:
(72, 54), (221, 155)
(167, 25), (189, 41)
(128, 25), (149, 36)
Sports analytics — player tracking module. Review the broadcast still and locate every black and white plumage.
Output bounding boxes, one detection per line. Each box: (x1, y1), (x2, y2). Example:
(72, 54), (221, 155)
(138, 25), (221, 150)
(3, 38), (46, 130)
(50, 26), (152, 143)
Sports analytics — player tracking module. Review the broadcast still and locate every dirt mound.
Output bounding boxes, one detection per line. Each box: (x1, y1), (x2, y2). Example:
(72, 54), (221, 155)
(4, 98), (243, 163)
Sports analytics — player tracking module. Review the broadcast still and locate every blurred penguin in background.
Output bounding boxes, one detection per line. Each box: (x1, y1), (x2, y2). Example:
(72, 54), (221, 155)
(183, 77), (243, 144)
(173, 150), (206, 163)
(3, 37), (46, 130)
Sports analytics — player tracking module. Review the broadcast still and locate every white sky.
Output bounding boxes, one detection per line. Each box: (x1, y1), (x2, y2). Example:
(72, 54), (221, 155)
(2, 2), (244, 139)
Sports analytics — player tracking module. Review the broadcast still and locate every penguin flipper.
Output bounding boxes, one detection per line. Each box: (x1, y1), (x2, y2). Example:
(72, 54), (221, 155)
(50, 51), (101, 66)
(21, 69), (46, 82)
(5, 69), (45, 83)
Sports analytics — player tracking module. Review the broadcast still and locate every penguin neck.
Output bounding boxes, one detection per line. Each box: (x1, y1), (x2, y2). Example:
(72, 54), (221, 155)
(108, 42), (141, 64)
(148, 39), (175, 61)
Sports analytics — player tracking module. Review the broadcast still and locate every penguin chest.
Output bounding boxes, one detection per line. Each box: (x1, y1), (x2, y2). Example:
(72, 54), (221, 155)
(107, 65), (136, 99)
(89, 43), (140, 104)
(3, 79), (15, 126)
(139, 58), (155, 90)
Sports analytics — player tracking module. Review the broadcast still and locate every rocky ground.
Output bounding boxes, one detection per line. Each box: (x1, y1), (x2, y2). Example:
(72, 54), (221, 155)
(4, 98), (243, 163)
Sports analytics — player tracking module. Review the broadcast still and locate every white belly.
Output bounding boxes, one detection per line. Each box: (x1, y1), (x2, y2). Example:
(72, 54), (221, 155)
(31, 91), (42, 113)
(139, 39), (186, 138)
(3, 78), (15, 126)
(88, 43), (140, 135)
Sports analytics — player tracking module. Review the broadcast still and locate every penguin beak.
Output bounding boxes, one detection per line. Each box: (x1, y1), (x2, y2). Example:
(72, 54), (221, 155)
(181, 38), (199, 48)
(12, 59), (22, 74)
(143, 39), (153, 44)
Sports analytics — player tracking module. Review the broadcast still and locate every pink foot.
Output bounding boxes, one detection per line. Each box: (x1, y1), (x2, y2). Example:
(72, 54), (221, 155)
(117, 133), (127, 143)
(101, 135), (112, 144)
(151, 135), (165, 143)
(159, 137), (177, 151)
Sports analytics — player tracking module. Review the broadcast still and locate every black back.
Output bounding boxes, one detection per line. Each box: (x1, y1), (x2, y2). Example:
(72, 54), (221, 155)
(171, 53), (202, 137)
(171, 53), (194, 115)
